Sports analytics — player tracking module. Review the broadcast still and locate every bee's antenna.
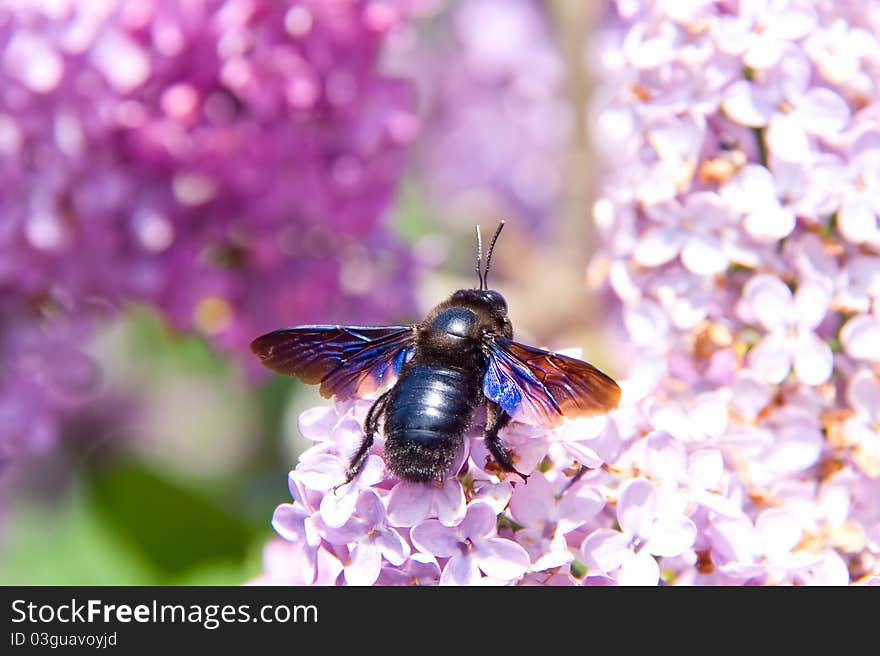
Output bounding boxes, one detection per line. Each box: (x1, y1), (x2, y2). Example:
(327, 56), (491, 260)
(483, 220), (505, 289)
(475, 224), (485, 290)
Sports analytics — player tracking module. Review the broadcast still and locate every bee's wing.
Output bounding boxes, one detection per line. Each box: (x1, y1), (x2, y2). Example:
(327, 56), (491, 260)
(482, 337), (621, 427)
(250, 325), (418, 400)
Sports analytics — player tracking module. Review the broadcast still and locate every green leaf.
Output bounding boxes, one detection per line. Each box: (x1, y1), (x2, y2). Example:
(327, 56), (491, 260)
(86, 462), (259, 580)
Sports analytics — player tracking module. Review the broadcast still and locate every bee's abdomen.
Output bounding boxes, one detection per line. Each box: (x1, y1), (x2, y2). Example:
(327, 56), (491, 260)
(384, 364), (481, 482)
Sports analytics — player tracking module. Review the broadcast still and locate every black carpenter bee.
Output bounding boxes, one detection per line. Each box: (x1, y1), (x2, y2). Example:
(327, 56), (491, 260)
(250, 222), (621, 485)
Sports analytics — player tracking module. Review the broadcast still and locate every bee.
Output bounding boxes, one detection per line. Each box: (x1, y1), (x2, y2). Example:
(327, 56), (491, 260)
(250, 222), (621, 485)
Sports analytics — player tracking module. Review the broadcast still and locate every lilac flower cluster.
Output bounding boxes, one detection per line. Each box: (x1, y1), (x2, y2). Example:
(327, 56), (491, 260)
(583, 0), (880, 584)
(259, 0), (879, 585)
(383, 0), (571, 232)
(0, 1), (417, 465)
(256, 393), (610, 586)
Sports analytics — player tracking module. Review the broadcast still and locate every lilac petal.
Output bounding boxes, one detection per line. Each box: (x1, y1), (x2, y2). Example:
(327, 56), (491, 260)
(756, 509), (802, 560)
(509, 472), (554, 528)
(688, 449), (724, 491)
(645, 432), (687, 483)
(708, 516), (759, 564)
(411, 519), (460, 558)
(775, 50), (812, 97)
(718, 562), (766, 580)
(319, 484), (360, 528)
(747, 333), (793, 384)
(792, 332), (833, 386)
(556, 485), (605, 535)
(695, 490), (743, 518)
(743, 273), (794, 332)
(272, 503), (308, 542)
(374, 528), (410, 567)
(287, 472), (312, 509)
(617, 478), (657, 538)
(530, 534), (575, 572)
(356, 455), (386, 487)
(794, 87), (850, 135)
(345, 543), (382, 586)
(354, 489), (387, 527)
(745, 202), (796, 242)
(297, 406), (338, 441)
(386, 481), (432, 527)
(730, 374), (773, 422)
(841, 315), (880, 362)
(560, 440), (604, 469)
(765, 423), (823, 476)
(581, 529), (631, 572)
(793, 280), (831, 330)
(722, 165), (778, 213)
(459, 501), (498, 540)
(804, 552), (850, 586)
(847, 369), (880, 420)
(435, 479), (467, 526)
(473, 538), (531, 581)
(440, 554), (481, 586)
(633, 227), (685, 267)
(681, 234), (727, 275)
(297, 454), (344, 491)
(645, 517), (697, 557)
(838, 198), (879, 246)
(334, 416), (369, 456)
(469, 481), (514, 515)
(722, 80), (773, 127)
(624, 300), (669, 346)
(770, 4), (817, 39)
(409, 551), (440, 576)
(582, 574), (616, 586)
(299, 544), (319, 585)
(617, 549), (660, 586)
(302, 516), (322, 548)
(766, 114), (810, 163)
(743, 32), (784, 69)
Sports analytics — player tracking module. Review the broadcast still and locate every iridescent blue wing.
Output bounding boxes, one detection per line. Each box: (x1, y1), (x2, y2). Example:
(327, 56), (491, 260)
(483, 337), (621, 427)
(250, 325), (417, 400)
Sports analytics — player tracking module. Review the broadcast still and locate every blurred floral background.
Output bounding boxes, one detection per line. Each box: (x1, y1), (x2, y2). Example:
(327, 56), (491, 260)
(1, 0), (879, 586)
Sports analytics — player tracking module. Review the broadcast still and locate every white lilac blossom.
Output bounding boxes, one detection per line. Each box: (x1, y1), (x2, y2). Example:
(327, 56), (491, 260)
(0, 1), (418, 469)
(582, 0), (880, 585)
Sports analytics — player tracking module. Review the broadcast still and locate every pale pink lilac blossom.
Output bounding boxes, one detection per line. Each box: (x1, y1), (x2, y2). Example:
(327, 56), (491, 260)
(582, 0), (880, 585)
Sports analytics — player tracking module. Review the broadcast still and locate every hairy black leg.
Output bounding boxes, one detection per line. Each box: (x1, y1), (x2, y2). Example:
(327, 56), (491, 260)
(484, 401), (529, 483)
(334, 390), (391, 492)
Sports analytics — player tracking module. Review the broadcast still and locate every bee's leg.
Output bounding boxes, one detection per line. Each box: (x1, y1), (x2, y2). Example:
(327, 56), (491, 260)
(484, 401), (529, 483)
(336, 390), (391, 490)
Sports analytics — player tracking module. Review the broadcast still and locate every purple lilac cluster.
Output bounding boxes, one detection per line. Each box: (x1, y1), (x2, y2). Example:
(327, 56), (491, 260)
(259, 0), (879, 585)
(383, 0), (571, 232)
(0, 0), (417, 465)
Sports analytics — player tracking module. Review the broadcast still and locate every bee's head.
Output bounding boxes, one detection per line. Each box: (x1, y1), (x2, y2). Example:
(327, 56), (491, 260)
(444, 219), (510, 335)
(449, 288), (507, 317)
(425, 221), (512, 340)
(437, 287), (510, 339)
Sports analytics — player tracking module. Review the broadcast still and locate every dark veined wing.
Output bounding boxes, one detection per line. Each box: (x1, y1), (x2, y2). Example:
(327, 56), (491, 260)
(250, 325), (417, 400)
(483, 337), (621, 427)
